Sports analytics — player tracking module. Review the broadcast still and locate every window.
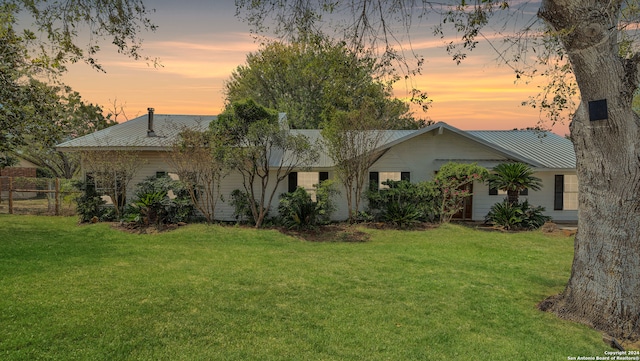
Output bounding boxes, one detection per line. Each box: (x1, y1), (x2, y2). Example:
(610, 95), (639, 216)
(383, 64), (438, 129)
(554, 174), (578, 210)
(288, 172), (329, 201)
(379, 172), (402, 189)
(369, 172), (410, 190)
(563, 175), (578, 210)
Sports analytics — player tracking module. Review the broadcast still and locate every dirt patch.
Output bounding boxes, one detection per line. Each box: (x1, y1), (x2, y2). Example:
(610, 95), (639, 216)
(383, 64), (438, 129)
(279, 224), (370, 242)
(279, 222), (440, 242)
(110, 221), (185, 234)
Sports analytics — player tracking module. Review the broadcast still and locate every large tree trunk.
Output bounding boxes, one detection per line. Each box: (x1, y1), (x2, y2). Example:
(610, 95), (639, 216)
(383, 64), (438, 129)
(538, 0), (640, 341)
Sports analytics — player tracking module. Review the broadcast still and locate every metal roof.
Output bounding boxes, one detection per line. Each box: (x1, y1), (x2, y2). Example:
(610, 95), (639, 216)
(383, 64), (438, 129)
(57, 115), (576, 170)
(467, 129), (576, 169)
(56, 114), (216, 150)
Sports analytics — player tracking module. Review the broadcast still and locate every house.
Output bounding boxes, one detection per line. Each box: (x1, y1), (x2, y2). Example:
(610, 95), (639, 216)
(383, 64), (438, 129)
(56, 109), (577, 222)
(1, 156), (39, 200)
(0, 156), (38, 178)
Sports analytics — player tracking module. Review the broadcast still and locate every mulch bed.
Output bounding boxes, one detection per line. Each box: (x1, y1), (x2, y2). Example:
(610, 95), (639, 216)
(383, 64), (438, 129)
(108, 220), (575, 240)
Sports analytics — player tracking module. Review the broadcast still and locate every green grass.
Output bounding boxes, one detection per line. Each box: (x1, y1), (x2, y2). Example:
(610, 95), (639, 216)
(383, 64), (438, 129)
(0, 215), (605, 360)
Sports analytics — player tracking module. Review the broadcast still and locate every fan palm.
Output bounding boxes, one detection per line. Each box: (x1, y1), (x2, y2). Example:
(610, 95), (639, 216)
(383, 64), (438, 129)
(488, 162), (542, 205)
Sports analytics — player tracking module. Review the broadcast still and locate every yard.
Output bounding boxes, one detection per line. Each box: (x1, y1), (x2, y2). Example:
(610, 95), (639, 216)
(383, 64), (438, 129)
(0, 215), (606, 360)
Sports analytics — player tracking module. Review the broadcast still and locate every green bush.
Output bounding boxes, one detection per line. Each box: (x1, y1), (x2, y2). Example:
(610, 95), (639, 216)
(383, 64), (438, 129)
(230, 189), (254, 224)
(367, 180), (439, 226)
(73, 179), (107, 223)
(314, 179), (339, 224)
(485, 199), (551, 230)
(518, 200), (551, 230)
(126, 176), (194, 225)
(278, 187), (318, 230)
(278, 180), (339, 230)
(382, 201), (422, 228)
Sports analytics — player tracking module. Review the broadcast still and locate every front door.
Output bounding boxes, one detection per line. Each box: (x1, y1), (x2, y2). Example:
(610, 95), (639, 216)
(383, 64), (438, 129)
(453, 183), (473, 220)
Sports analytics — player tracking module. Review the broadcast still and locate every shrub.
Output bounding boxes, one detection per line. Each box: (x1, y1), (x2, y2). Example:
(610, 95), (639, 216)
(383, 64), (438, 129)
(278, 180), (339, 230)
(126, 176), (194, 226)
(128, 191), (167, 226)
(73, 180), (107, 223)
(314, 179), (339, 225)
(278, 187), (318, 230)
(434, 162), (489, 223)
(230, 189), (254, 224)
(485, 200), (522, 230)
(485, 199), (551, 230)
(367, 180), (439, 226)
(382, 201), (422, 228)
(518, 200), (551, 230)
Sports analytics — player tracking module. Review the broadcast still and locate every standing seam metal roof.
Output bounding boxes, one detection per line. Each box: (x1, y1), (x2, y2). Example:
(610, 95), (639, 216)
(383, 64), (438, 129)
(56, 115), (575, 170)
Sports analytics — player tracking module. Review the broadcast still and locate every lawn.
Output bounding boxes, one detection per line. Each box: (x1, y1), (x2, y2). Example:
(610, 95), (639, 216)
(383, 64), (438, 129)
(0, 215), (606, 360)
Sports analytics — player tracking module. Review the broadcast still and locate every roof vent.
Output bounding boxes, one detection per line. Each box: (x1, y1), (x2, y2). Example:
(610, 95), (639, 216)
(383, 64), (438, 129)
(147, 107), (156, 137)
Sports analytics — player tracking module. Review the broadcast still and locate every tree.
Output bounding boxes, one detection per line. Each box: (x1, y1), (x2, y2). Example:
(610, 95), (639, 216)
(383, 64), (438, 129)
(166, 127), (228, 223)
(1, 8), (39, 154)
(321, 98), (394, 222)
(15, 83), (115, 179)
(225, 34), (425, 129)
(235, 0), (640, 341)
(487, 162), (542, 205)
(0, 155), (17, 170)
(0, 1), (155, 154)
(212, 99), (319, 228)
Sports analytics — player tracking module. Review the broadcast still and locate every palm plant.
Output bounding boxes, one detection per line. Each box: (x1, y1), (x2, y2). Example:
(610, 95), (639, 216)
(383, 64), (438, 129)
(488, 162), (542, 205)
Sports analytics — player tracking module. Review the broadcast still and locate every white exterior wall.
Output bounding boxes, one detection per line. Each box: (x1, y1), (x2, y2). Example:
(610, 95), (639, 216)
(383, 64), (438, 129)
(127, 151), (171, 196)
(371, 130), (503, 181)
(123, 152), (294, 222)
(473, 171), (577, 222)
(369, 130), (502, 221)
(117, 128), (577, 223)
(368, 129), (578, 223)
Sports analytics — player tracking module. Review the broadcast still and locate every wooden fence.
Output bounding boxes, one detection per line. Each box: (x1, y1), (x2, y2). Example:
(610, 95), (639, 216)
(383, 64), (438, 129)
(0, 176), (79, 216)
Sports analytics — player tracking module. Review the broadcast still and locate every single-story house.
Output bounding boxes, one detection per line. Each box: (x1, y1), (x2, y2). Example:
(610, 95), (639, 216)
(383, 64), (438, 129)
(56, 109), (578, 222)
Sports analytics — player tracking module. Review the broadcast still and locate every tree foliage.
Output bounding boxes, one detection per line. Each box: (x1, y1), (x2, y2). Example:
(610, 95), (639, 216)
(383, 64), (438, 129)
(434, 162), (488, 223)
(80, 150), (143, 219)
(321, 99), (394, 222)
(212, 99), (319, 227)
(5, 0), (157, 74)
(15, 83), (115, 178)
(225, 34), (424, 129)
(487, 162), (542, 205)
(0, 1), (154, 155)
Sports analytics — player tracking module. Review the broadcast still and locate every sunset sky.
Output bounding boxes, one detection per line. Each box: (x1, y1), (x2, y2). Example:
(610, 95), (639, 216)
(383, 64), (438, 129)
(60, 0), (571, 135)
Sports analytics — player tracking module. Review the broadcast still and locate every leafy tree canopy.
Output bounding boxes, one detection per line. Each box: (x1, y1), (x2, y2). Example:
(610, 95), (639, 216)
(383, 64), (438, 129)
(0, 0), (154, 160)
(15, 82), (115, 178)
(225, 34), (428, 129)
(213, 99), (319, 227)
(5, 0), (156, 74)
(487, 162), (542, 205)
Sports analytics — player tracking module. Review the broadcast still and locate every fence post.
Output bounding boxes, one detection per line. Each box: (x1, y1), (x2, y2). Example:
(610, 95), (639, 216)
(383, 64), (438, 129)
(8, 176), (13, 214)
(55, 178), (60, 216)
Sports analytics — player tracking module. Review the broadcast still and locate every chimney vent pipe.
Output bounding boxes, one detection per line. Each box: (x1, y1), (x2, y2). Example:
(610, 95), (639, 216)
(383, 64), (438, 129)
(147, 107), (156, 137)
